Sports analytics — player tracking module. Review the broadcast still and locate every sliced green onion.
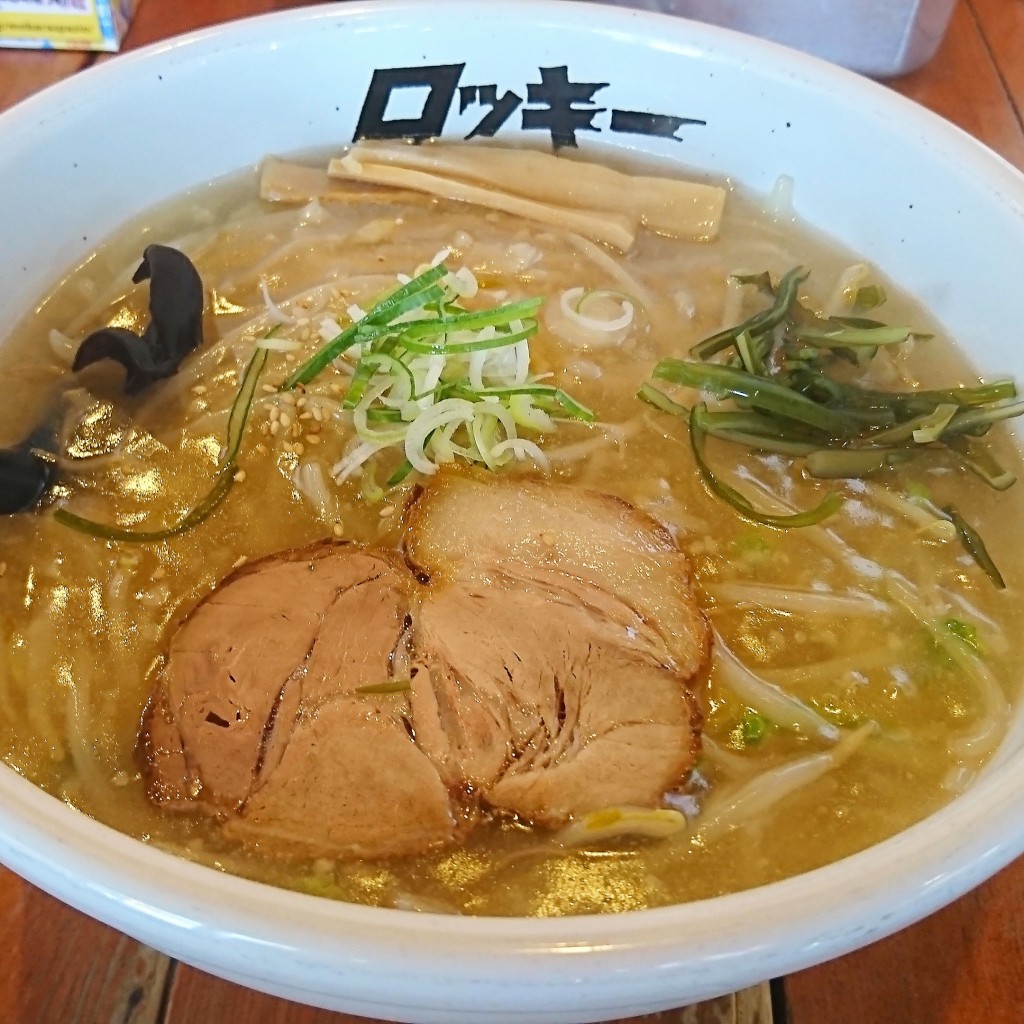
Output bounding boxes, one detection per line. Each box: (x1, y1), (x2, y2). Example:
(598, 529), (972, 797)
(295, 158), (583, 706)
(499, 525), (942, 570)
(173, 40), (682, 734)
(637, 382), (688, 416)
(689, 405), (843, 528)
(791, 324), (915, 347)
(732, 271), (774, 295)
(883, 380), (1016, 413)
(224, 346), (271, 463)
(355, 678), (412, 695)
(283, 321), (378, 390)
(283, 268), (585, 487)
(695, 409), (824, 442)
(284, 265), (448, 388)
(942, 436), (1017, 491)
(455, 383), (594, 422)
(830, 315), (888, 329)
(655, 359), (857, 435)
(805, 449), (891, 478)
(741, 709), (770, 745)
(697, 410), (821, 456)
(53, 467), (236, 543)
(364, 408), (405, 423)
(362, 265), (449, 323)
(54, 345), (269, 542)
(398, 319), (538, 355)
(386, 458), (416, 487)
(911, 403), (958, 444)
(399, 298), (542, 339)
(344, 351), (418, 411)
(507, 393), (554, 432)
(853, 284), (887, 309)
(942, 505), (1006, 589)
(641, 267), (1023, 578)
(358, 459), (386, 504)
(691, 265), (809, 360)
(735, 329), (765, 376)
(785, 369), (1015, 419)
(942, 399), (1024, 438)
(342, 358), (380, 411)
(864, 403), (957, 445)
(944, 617), (982, 654)
(369, 352), (417, 399)
(702, 430), (817, 457)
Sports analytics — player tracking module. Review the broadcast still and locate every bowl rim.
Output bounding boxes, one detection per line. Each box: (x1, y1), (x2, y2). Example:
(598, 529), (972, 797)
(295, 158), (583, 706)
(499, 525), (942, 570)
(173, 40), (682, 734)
(2, 1), (1024, 1017)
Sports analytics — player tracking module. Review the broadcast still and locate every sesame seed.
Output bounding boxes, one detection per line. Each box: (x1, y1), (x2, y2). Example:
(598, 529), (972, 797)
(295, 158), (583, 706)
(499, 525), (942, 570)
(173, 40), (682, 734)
(311, 407), (324, 422)
(279, 412), (292, 428)
(260, 422), (271, 436)
(379, 506), (396, 518)
(233, 469), (246, 483)
(282, 441), (294, 453)
(330, 383), (344, 396)
(333, 522), (345, 537)
(0, 562), (7, 577)
(261, 383), (277, 394)
(296, 396), (307, 408)
(270, 421), (281, 436)
(152, 566), (166, 581)
(282, 393), (297, 406)
(306, 434), (321, 445)
(299, 412), (313, 421)
(254, 444), (267, 455)
(291, 423), (301, 438)
(191, 384), (207, 395)
(293, 443), (305, 456)
(269, 406), (280, 422)
(232, 555), (248, 568)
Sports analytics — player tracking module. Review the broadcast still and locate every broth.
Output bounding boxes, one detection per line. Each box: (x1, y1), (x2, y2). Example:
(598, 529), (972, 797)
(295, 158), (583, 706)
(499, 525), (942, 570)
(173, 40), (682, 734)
(1, 146), (1021, 915)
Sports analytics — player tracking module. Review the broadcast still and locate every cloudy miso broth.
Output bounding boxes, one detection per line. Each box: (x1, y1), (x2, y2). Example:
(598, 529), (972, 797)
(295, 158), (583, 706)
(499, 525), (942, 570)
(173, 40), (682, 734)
(0, 144), (1022, 915)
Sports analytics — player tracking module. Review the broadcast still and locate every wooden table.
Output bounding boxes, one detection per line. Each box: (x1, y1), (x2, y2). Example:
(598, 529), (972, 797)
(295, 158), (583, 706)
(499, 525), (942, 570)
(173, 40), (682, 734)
(1, 2), (1023, 1022)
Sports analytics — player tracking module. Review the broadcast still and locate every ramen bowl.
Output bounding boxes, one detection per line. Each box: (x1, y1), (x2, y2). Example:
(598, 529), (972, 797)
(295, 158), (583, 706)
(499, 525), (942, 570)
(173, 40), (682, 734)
(2, 3), (1024, 1021)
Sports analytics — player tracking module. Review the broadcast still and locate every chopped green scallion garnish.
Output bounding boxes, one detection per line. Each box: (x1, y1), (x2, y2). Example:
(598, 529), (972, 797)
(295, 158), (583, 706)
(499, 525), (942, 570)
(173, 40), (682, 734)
(638, 266), (1023, 579)
(741, 709), (770, 745)
(54, 338), (270, 542)
(942, 505), (1006, 589)
(294, 264), (591, 487)
(944, 617), (982, 654)
(689, 404), (843, 528)
(355, 679), (412, 695)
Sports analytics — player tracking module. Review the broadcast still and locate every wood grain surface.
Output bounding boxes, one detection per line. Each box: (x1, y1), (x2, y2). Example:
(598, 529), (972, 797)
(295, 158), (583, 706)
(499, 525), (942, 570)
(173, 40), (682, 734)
(0, 2), (1022, 1022)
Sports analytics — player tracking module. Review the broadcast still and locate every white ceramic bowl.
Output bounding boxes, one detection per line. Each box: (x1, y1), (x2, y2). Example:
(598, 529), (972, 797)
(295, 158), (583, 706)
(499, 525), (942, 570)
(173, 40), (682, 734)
(3, 3), (1024, 1021)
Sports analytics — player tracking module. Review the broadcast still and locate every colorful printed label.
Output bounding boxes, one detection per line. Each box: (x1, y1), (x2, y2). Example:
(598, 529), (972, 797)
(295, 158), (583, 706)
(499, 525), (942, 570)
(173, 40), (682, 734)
(0, 0), (138, 51)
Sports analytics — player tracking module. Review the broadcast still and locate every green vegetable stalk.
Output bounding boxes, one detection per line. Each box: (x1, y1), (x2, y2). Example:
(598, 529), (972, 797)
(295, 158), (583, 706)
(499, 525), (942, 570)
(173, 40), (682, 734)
(638, 265), (1022, 586)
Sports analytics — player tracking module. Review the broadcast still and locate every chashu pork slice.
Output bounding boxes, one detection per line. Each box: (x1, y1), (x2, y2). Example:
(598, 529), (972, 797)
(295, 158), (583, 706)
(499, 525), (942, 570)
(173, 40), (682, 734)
(406, 473), (709, 678)
(413, 579), (703, 825)
(406, 472), (710, 827)
(142, 545), (457, 858)
(140, 473), (710, 859)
